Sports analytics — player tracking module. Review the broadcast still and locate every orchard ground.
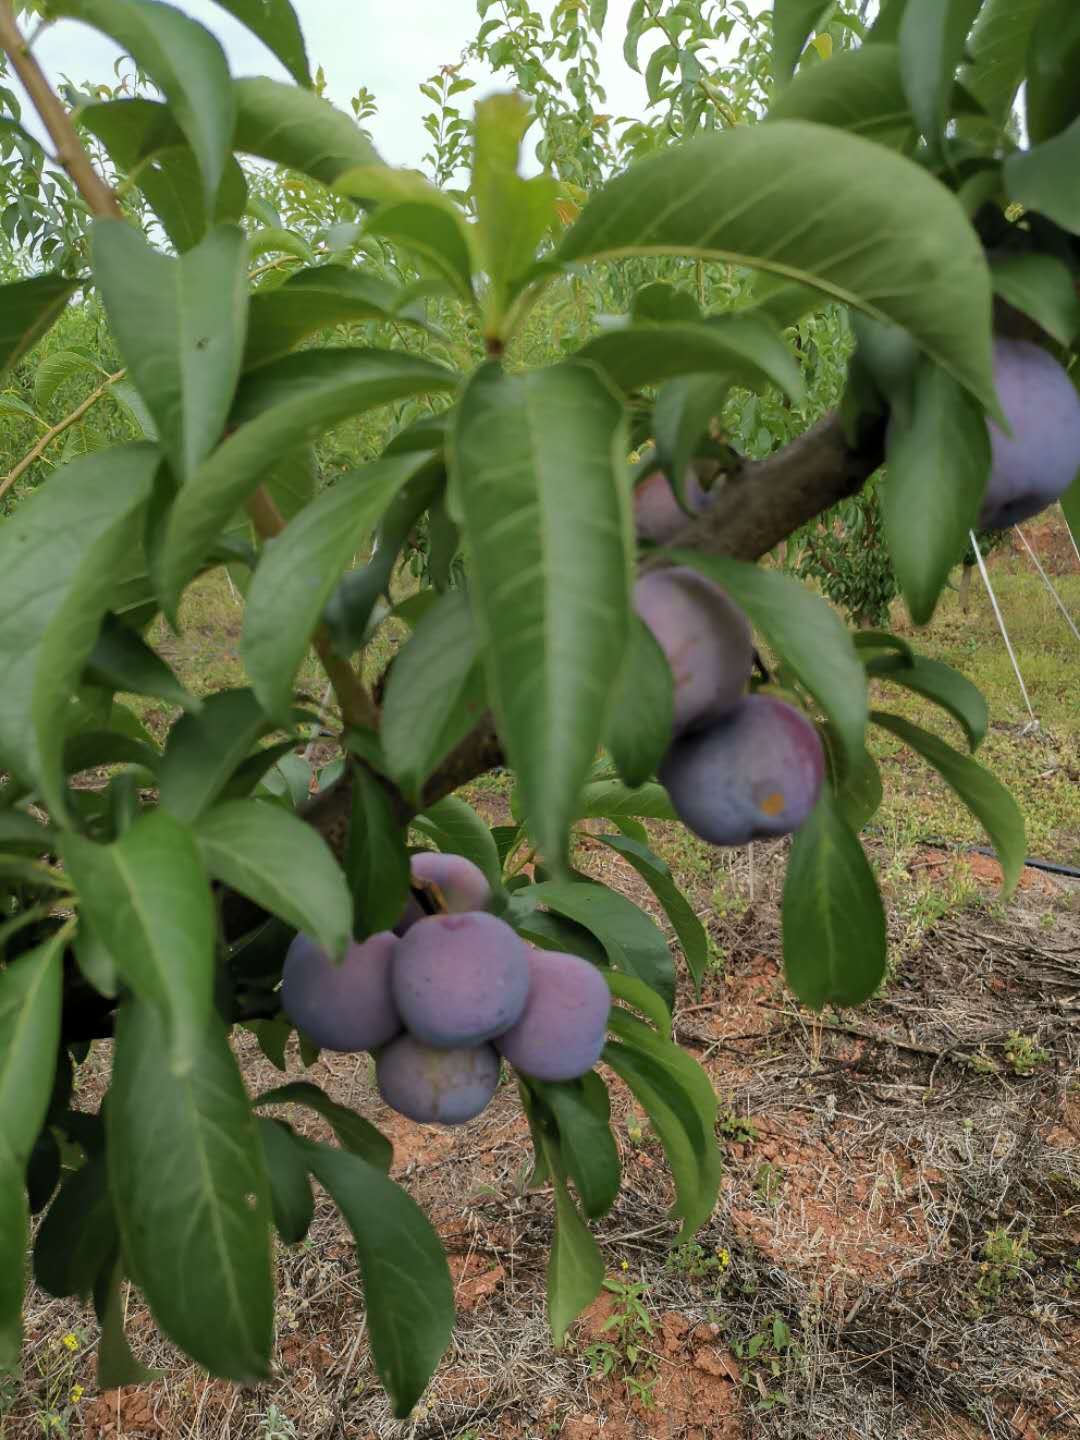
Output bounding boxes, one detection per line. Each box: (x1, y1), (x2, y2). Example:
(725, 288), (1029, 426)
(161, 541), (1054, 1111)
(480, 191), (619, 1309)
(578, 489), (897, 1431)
(5, 530), (1079, 1440)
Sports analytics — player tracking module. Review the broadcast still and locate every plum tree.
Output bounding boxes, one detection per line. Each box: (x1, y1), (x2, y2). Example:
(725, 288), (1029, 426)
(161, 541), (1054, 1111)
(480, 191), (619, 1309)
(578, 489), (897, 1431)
(661, 694), (825, 846)
(634, 467), (710, 543)
(281, 932), (402, 1053)
(495, 949), (611, 1082)
(979, 338), (1080, 529)
(391, 912), (530, 1046)
(634, 568), (754, 733)
(377, 1035), (501, 1125)
(395, 851), (492, 934)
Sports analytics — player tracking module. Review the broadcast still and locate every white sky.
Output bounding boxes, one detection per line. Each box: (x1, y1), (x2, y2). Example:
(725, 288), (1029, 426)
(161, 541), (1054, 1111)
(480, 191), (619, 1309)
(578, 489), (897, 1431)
(11, 1), (768, 171)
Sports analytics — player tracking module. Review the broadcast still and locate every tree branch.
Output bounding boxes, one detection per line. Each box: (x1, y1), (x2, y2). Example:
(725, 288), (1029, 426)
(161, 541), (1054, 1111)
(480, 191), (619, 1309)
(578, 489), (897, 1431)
(0, 2), (123, 220)
(301, 406), (887, 855)
(0, 368), (125, 503)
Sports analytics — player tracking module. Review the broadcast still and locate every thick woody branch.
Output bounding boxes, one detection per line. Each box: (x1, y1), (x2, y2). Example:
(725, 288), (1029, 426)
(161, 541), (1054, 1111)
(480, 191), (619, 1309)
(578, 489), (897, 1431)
(303, 406), (887, 855)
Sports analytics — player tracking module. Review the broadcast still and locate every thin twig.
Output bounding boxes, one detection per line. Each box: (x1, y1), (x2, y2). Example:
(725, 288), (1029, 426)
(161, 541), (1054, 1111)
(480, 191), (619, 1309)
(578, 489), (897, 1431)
(0, 1), (122, 220)
(0, 368), (125, 501)
(243, 488), (378, 730)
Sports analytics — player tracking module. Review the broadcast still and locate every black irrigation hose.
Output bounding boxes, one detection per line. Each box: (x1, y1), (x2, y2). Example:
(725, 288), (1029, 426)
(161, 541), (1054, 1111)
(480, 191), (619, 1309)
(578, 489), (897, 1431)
(864, 825), (1080, 880)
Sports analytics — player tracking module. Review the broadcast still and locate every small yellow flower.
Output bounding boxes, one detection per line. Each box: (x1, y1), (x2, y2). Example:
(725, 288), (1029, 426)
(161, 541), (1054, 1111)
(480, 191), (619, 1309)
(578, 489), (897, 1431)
(61, 1333), (79, 1352)
(620, 1260), (629, 1273)
(70, 1385), (84, 1404)
(716, 1247), (731, 1268)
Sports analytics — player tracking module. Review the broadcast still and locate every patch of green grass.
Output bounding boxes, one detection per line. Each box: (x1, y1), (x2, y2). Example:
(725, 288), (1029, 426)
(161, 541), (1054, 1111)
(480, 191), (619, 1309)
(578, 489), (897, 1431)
(874, 570), (1080, 866)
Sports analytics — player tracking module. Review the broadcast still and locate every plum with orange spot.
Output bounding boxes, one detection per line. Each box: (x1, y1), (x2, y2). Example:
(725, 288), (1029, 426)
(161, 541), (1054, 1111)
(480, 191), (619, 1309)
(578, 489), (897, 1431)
(661, 693), (824, 845)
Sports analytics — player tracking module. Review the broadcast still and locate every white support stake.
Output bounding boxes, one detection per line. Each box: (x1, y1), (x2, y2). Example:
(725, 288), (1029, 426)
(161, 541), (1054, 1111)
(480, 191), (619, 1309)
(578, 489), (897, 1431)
(970, 530), (1038, 729)
(1015, 526), (1080, 646)
(1062, 502), (1080, 569)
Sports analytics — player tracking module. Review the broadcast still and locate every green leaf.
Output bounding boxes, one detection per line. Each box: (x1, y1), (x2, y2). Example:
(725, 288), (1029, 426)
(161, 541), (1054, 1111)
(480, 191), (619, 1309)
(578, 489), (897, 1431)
(605, 970), (672, 1033)
(195, 800), (351, 959)
(530, 1076), (620, 1220)
(578, 316), (804, 404)
(781, 790), (887, 1010)
(1025, 0), (1080, 144)
(33, 349), (98, 414)
(33, 1153), (117, 1301)
(255, 1081), (392, 1171)
(61, 810), (214, 1068)
(450, 362), (632, 867)
(898, 0), (983, 153)
(364, 203), (475, 306)
(577, 779), (676, 822)
(107, 1001), (274, 1381)
(0, 391), (40, 423)
(208, 0), (310, 86)
(84, 612), (199, 713)
(0, 934), (64, 1366)
(381, 589), (486, 804)
(602, 1023), (719, 1240)
(510, 907), (609, 968)
(1005, 117), (1080, 235)
(242, 455), (430, 719)
(852, 629), (915, 663)
(990, 253), (1080, 349)
(94, 1260), (161, 1388)
(608, 1007), (716, 1153)
(772, 0), (833, 83)
(161, 349), (457, 613)
(652, 375), (730, 494)
(872, 710), (1025, 894)
(158, 688), (275, 822)
(347, 763), (411, 938)
(52, 0), (234, 206)
(519, 880), (674, 1008)
(248, 226), (312, 263)
(257, 1119), (314, 1245)
(769, 42), (916, 149)
(412, 795), (502, 892)
(233, 76), (382, 185)
(831, 745), (884, 833)
(557, 122), (997, 413)
(244, 267), (424, 370)
(596, 833), (709, 993)
(92, 221), (248, 482)
(472, 93), (556, 315)
(958, 0), (1042, 123)
(606, 616), (674, 790)
(304, 1141), (453, 1417)
(672, 552), (868, 772)
(0, 275), (78, 382)
(865, 654), (988, 750)
(882, 358), (990, 625)
(0, 443), (157, 816)
(544, 1149), (604, 1346)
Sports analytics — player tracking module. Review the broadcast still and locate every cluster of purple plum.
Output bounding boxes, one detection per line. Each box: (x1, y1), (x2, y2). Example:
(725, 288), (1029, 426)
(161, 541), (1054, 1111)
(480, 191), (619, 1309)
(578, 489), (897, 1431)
(281, 852), (611, 1127)
(633, 557), (825, 846)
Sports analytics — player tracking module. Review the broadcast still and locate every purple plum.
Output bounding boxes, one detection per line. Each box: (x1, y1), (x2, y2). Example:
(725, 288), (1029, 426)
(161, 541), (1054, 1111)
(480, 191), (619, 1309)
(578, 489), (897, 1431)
(979, 338), (1080, 529)
(394, 851), (492, 936)
(495, 948), (611, 1082)
(661, 693), (824, 845)
(634, 567), (754, 733)
(634, 468), (710, 544)
(391, 911), (530, 1047)
(377, 1035), (500, 1125)
(281, 931), (402, 1052)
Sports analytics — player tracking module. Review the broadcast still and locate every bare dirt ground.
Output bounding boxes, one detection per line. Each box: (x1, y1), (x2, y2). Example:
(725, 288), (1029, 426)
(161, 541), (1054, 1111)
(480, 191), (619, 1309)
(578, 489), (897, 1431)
(5, 816), (1078, 1440)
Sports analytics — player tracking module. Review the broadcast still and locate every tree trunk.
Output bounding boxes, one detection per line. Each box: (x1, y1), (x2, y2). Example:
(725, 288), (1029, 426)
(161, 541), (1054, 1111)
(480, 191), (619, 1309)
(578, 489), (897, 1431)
(959, 563), (974, 614)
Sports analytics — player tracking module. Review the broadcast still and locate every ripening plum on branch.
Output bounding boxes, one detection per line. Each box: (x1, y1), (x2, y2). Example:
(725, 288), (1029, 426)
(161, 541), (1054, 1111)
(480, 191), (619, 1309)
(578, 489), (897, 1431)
(978, 338), (1080, 530)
